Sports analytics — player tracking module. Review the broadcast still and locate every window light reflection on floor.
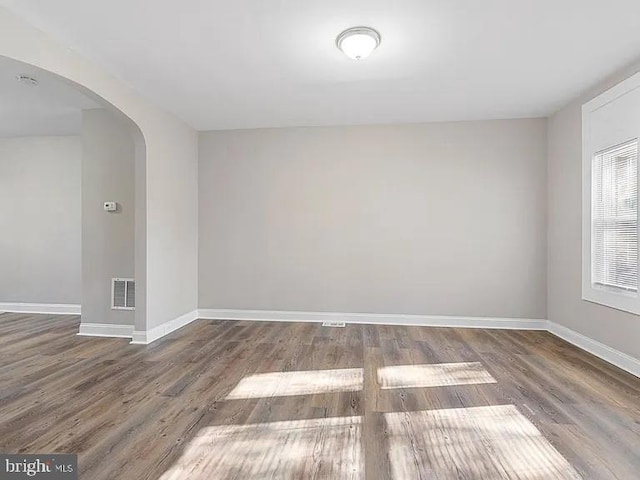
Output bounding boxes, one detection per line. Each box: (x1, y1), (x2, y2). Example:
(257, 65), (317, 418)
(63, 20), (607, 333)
(225, 368), (363, 400)
(158, 416), (363, 480)
(377, 362), (497, 390)
(384, 404), (581, 479)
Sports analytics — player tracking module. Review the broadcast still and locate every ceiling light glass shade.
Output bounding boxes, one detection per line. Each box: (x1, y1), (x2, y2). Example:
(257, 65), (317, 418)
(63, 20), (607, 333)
(336, 27), (381, 60)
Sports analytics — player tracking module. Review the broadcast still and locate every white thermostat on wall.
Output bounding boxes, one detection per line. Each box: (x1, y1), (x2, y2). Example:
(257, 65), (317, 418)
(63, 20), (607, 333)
(103, 201), (117, 212)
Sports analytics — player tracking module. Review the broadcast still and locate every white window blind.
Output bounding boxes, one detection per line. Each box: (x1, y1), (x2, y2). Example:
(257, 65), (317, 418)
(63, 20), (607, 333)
(592, 140), (639, 293)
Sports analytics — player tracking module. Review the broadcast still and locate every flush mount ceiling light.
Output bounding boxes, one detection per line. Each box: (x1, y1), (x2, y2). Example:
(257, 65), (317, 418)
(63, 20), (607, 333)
(16, 75), (39, 86)
(336, 26), (381, 60)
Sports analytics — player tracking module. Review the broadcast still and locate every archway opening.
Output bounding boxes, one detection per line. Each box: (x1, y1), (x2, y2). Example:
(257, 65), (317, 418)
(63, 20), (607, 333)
(0, 55), (147, 338)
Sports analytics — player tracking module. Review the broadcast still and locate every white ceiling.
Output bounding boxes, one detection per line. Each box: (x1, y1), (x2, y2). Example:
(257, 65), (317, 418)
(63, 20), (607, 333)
(0, 56), (99, 137)
(3, 0), (640, 131)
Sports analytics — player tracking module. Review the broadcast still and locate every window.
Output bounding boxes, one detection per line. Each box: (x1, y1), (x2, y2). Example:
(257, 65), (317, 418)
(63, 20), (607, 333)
(592, 141), (638, 293)
(582, 71), (640, 314)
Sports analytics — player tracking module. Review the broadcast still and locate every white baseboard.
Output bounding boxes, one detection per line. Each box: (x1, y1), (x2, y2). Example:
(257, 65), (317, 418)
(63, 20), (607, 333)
(547, 321), (640, 378)
(197, 308), (548, 330)
(78, 322), (134, 339)
(67, 305), (640, 378)
(0, 302), (81, 315)
(198, 309), (639, 378)
(131, 309), (199, 345)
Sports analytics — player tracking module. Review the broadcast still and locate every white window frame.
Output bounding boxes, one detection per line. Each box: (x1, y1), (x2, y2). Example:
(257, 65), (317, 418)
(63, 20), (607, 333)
(582, 71), (640, 315)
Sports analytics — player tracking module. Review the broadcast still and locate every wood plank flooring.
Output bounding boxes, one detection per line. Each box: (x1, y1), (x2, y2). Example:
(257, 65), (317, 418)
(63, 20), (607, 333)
(0, 313), (639, 479)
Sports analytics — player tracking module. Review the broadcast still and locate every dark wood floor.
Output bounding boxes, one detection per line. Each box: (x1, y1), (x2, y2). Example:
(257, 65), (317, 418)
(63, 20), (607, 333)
(0, 313), (639, 479)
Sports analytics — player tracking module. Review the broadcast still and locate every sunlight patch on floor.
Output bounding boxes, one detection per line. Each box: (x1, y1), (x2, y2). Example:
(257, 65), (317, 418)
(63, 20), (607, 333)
(225, 368), (363, 399)
(158, 416), (363, 480)
(384, 404), (581, 480)
(377, 362), (497, 389)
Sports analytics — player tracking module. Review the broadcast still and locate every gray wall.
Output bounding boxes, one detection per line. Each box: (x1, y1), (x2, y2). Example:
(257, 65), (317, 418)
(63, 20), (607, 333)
(144, 116), (199, 331)
(0, 136), (81, 305)
(548, 61), (640, 360)
(199, 119), (548, 319)
(82, 109), (135, 326)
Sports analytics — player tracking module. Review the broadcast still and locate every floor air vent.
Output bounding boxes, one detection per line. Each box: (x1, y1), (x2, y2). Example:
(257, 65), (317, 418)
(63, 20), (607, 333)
(112, 278), (135, 310)
(322, 321), (346, 327)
